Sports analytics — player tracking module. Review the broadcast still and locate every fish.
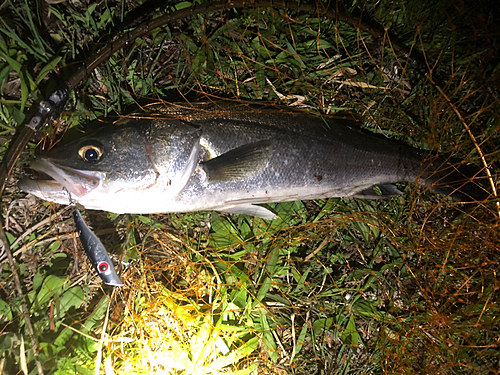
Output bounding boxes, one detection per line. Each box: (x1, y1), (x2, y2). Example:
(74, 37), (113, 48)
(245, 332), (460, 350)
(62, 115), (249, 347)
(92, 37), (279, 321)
(18, 101), (489, 220)
(72, 207), (123, 286)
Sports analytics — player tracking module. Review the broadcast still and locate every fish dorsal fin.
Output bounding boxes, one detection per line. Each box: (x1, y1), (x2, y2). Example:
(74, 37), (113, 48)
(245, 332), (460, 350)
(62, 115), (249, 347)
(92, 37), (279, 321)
(217, 204), (277, 219)
(201, 140), (273, 182)
(353, 184), (403, 199)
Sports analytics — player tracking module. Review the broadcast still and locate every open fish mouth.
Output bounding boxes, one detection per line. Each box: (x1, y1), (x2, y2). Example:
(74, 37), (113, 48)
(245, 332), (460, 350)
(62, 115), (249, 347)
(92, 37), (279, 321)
(18, 159), (100, 199)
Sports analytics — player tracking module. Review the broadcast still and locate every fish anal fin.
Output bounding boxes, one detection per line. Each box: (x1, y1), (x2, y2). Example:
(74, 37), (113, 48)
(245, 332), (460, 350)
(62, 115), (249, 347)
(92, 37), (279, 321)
(217, 204), (277, 220)
(353, 184), (402, 199)
(201, 140), (273, 182)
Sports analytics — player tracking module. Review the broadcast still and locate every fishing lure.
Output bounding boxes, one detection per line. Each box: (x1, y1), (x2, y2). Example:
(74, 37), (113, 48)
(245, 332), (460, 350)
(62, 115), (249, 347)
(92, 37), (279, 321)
(72, 208), (123, 287)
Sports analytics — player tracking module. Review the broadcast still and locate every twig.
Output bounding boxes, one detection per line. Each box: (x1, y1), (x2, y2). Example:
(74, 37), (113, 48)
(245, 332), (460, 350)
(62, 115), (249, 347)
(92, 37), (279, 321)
(19, 335), (28, 375)
(476, 295), (491, 327)
(13, 233), (75, 258)
(95, 294), (112, 375)
(271, 329), (289, 362)
(304, 234), (332, 262)
(0, 216), (44, 375)
(60, 322), (99, 342)
(10, 205), (72, 251)
(289, 313), (297, 364)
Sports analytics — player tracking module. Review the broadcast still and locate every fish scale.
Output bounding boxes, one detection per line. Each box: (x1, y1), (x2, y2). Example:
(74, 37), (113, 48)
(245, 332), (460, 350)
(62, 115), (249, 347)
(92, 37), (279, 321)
(165, 114), (422, 218)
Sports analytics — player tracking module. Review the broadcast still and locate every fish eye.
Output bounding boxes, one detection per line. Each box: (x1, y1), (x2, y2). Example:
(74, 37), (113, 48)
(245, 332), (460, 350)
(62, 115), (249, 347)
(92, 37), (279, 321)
(78, 145), (103, 163)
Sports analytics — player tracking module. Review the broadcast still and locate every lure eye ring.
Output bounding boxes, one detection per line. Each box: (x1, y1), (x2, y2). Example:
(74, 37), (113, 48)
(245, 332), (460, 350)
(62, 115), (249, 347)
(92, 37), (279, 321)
(97, 261), (110, 274)
(78, 144), (104, 163)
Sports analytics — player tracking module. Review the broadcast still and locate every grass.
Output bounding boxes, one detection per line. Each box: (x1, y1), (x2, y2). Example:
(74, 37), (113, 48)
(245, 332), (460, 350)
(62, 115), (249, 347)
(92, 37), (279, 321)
(0, 0), (499, 374)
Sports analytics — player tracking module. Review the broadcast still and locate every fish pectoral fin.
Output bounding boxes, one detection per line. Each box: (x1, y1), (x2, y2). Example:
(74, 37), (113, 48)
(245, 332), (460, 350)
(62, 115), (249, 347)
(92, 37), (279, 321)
(217, 204), (277, 220)
(353, 184), (402, 199)
(201, 140), (273, 182)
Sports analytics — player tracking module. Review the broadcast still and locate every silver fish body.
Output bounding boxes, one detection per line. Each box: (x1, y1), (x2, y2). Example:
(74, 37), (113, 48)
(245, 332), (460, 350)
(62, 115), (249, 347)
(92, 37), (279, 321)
(18, 102), (487, 219)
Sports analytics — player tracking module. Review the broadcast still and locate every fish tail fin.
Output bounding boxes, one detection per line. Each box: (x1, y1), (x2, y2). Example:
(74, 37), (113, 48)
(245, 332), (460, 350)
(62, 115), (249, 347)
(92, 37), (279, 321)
(420, 156), (491, 202)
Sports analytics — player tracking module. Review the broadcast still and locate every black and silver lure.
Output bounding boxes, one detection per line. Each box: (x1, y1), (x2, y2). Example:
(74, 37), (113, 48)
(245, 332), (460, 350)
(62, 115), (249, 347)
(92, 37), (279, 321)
(72, 208), (124, 287)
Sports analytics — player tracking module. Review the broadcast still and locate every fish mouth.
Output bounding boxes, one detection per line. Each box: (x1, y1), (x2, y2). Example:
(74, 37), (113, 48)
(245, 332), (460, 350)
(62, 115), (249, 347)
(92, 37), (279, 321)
(18, 159), (100, 199)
